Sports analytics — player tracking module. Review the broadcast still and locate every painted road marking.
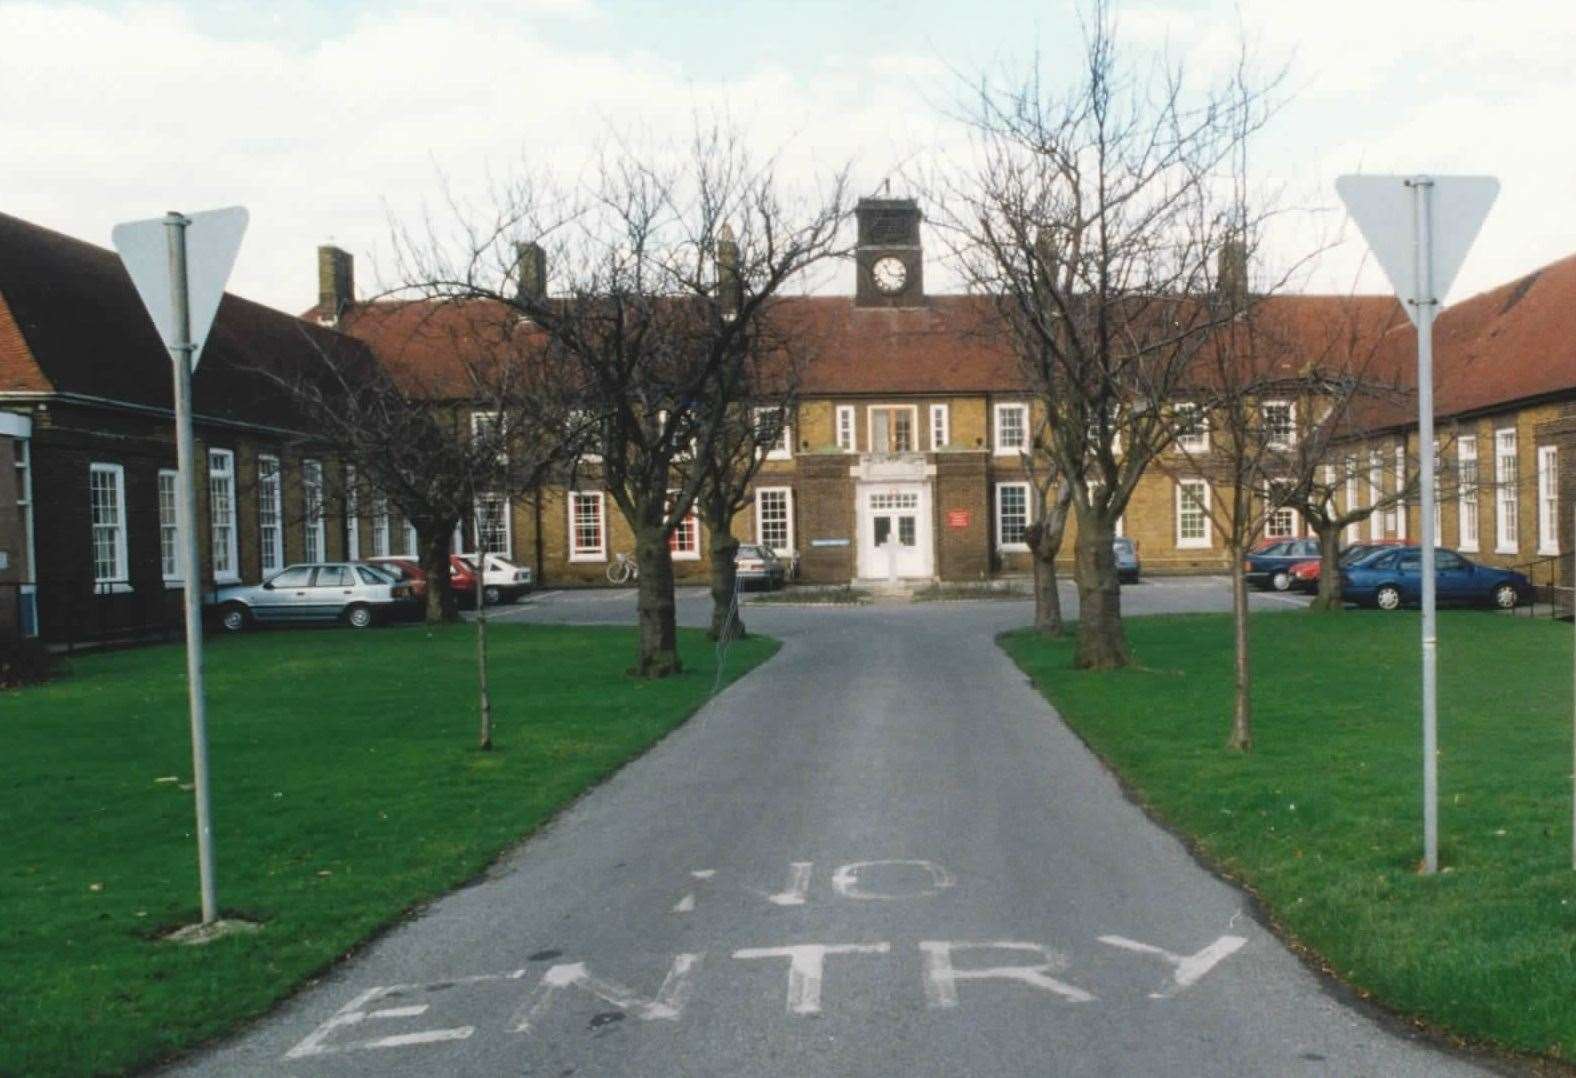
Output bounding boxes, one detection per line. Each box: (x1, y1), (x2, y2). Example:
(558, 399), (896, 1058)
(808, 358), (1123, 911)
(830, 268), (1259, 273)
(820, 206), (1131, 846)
(513, 954), (703, 1035)
(732, 943), (892, 1015)
(672, 869), (715, 914)
(284, 971), (529, 1059)
(831, 859), (956, 900)
(919, 941), (1095, 1006)
(766, 861), (814, 906)
(1097, 934), (1248, 998)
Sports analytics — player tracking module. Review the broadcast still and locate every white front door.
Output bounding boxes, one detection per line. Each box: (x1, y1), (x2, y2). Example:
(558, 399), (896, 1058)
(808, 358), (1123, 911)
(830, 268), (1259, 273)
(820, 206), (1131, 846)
(857, 484), (933, 580)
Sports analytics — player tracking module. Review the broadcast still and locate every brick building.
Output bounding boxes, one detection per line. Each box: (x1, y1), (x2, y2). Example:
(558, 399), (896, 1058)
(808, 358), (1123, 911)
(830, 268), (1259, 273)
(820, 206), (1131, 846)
(0, 212), (377, 642)
(6, 200), (1576, 637)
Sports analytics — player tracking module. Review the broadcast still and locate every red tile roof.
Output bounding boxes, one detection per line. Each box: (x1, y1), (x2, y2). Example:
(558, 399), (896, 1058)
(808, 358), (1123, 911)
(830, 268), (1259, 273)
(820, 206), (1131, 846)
(0, 211), (371, 429)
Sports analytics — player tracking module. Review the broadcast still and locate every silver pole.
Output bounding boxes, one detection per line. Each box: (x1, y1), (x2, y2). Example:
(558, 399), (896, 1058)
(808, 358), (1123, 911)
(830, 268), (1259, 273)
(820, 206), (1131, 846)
(166, 212), (219, 924)
(1412, 178), (1440, 875)
(1571, 500), (1575, 871)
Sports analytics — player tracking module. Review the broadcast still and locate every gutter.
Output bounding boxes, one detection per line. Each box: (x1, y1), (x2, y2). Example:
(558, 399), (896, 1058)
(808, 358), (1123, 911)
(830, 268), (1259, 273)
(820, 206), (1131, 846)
(0, 390), (317, 439)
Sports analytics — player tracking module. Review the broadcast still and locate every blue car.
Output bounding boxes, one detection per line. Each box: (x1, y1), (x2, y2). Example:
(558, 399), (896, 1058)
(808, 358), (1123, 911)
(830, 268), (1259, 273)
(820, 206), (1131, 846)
(1243, 537), (1320, 592)
(1114, 537), (1141, 583)
(1339, 546), (1531, 611)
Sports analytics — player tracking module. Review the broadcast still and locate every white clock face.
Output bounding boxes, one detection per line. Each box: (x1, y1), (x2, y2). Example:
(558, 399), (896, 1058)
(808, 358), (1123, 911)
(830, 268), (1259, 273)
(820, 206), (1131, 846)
(872, 256), (908, 294)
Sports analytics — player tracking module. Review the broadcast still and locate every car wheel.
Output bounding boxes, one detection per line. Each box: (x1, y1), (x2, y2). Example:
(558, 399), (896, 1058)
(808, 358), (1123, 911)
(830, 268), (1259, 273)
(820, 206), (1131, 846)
(1271, 571), (1292, 592)
(1376, 585), (1402, 611)
(1494, 583), (1519, 609)
(220, 603), (250, 632)
(345, 604), (375, 629)
(484, 585), (502, 605)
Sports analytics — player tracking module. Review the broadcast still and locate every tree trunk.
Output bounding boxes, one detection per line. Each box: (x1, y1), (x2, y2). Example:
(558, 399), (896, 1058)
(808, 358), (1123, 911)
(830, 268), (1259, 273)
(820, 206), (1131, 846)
(707, 527), (743, 641)
(634, 521), (682, 678)
(1072, 509), (1129, 669)
(1308, 523), (1346, 612)
(420, 525), (459, 624)
(1027, 484), (1073, 636)
(475, 547), (492, 750)
(1227, 549), (1253, 751)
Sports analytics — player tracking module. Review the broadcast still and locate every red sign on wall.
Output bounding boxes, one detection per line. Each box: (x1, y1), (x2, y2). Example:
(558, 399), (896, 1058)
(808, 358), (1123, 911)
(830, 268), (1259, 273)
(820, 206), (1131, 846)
(946, 509), (971, 529)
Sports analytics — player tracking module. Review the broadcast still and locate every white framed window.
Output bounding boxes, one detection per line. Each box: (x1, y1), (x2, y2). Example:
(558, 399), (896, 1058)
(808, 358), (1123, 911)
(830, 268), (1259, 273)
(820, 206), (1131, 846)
(1264, 482), (1297, 539)
(472, 410), (507, 463)
(344, 464), (360, 561)
(1457, 437), (1479, 552)
(994, 481), (1031, 551)
(569, 490), (606, 561)
(475, 493), (511, 556)
(867, 404), (918, 453)
(1175, 402), (1209, 453)
(208, 449), (239, 583)
(258, 455), (283, 573)
(1344, 456), (1362, 545)
(1391, 445), (1407, 540)
(667, 492), (700, 560)
(1369, 451), (1384, 541)
(1263, 400), (1295, 449)
(930, 403), (950, 450)
(302, 458), (325, 562)
(89, 463), (128, 586)
(404, 519), (419, 558)
(835, 405), (856, 452)
(158, 469), (181, 583)
(994, 402), (1028, 456)
(1176, 479), (1211, 549)
(753, 407), (792, 460)
(755, 486), (794, 555)
(1538, 444), (1559, 555)
(372, 492), (391, 557)
(1495, 427), (1518, 553)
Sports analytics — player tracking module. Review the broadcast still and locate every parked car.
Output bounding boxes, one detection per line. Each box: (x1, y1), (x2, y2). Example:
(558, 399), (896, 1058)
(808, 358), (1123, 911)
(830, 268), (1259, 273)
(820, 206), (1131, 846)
(735, 544), (787, 590)
(456, 552), (534, 604)
(1243, 537), (1321, 591)
(1339, 546), (1532, 610)
(1114, 537), (1141, 583)
(369, 555), (486, 607)
(1286, 539), (1405, 592)
(210, 562), (417, 631)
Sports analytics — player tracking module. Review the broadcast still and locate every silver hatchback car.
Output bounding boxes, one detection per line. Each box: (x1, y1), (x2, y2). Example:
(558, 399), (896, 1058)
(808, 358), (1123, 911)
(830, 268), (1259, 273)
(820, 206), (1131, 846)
(210, 562), (415, 631)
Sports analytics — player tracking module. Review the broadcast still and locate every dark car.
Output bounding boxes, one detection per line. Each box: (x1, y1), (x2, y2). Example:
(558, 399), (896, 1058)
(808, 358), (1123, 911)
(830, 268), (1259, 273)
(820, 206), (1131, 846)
(1114, 537), (1140, 583)
(1340, 546), (1531, 610)
(1243, 537), (1321, 591)
(1286, 539), (1405, 592)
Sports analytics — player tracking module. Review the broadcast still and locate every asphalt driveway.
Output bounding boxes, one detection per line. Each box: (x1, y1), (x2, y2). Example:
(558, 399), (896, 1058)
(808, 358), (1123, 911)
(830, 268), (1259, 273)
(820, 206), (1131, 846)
(171, 581), (1484, 1076)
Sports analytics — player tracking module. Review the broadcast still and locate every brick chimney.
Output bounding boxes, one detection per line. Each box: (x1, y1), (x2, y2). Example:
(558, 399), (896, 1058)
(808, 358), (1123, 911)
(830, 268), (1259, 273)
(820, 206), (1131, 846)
(716, 223), (740, 319)
(317, 245), (354, 324)
(1217, 239), (1248, 303)
(514, 241), (547, 304)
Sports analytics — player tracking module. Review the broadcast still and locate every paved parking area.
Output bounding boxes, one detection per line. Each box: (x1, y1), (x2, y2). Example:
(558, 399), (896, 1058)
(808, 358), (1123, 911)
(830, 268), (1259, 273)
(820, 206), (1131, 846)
(173, 575), (1482, 1077)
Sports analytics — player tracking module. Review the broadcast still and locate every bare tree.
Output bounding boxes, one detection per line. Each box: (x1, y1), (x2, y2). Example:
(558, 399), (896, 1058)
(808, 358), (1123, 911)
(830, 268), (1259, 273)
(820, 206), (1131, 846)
(937, 1), (1282, 669)
(1019, 409), (1075, 635)
(261, 305), (577, 749)
(394, 124), (846, 677)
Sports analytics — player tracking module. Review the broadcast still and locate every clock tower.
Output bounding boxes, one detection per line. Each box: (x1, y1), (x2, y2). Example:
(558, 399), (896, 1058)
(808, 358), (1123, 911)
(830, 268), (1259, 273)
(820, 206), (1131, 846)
(854, 196), (924, 308)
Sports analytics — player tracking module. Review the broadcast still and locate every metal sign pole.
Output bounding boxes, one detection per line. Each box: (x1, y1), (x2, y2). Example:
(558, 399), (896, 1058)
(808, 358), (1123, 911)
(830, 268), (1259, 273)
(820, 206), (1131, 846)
(166, 212), (219, 924)
(1411, 177), (1440, 876)
(1571, 500), (1575, 871)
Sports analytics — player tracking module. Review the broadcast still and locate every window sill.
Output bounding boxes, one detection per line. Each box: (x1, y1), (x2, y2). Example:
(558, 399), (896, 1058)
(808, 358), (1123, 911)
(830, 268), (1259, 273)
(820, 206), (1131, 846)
(1176, 541), (1213, 551)
(93, 581), (133, 594)
(1458, 543), (1479, 553)
(765, 451), (793, 462)
(163, 579), (185, 589)
(992, 448), (1025, 458)
(214, 574), (241, 585)
(568, 553), (606, 563)
(1494, 545), (1519, 555)
(997, 543), (1030, 553)
(671, 551), (701, 561)
(1538, 545), (1560, 557)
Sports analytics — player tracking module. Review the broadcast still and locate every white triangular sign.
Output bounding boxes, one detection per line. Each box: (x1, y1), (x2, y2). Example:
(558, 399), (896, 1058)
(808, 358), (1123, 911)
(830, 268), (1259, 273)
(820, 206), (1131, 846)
(1336, 175), (1497, 326)
(112, 207), (249, 371)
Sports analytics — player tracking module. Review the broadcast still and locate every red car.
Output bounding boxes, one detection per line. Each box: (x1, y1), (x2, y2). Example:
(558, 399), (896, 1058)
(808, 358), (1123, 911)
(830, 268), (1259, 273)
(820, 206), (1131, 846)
(1287, 539), (1405, 592)
(367, 555), (483, 605)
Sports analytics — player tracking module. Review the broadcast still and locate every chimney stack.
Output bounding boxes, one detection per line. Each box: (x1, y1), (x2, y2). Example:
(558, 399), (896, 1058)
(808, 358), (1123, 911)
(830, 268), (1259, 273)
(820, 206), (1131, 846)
(716, 224), (740, 318)
(1217, 239), (1248, 303)
(514, 241), (547, 303)
(317, 245), (354, 324)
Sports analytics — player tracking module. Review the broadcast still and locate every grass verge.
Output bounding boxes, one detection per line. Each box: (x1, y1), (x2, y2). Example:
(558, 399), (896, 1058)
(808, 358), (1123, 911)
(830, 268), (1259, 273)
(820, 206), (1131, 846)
(2, 622), (777, 1076)
(1001, 611), (1576, 1062)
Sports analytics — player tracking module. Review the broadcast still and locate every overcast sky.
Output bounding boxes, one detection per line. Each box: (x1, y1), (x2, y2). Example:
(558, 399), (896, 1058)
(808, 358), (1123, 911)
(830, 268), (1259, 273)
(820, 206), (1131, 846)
(5, 0), (1571, 314)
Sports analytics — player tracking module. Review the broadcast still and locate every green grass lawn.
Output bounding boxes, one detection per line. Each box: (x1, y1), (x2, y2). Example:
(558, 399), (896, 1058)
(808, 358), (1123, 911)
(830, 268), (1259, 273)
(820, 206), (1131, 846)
(1, 622), (776, 1076)
(1002, 611), (1576, 1062)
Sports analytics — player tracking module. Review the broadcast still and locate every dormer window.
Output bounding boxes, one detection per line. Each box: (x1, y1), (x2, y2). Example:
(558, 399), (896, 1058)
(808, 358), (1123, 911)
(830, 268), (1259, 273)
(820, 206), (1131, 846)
(868, 405), (916, 453)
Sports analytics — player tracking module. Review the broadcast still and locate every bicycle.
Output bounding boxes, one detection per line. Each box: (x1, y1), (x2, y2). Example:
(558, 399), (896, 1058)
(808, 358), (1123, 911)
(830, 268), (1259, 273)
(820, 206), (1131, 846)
(606, 552), (639, 585)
